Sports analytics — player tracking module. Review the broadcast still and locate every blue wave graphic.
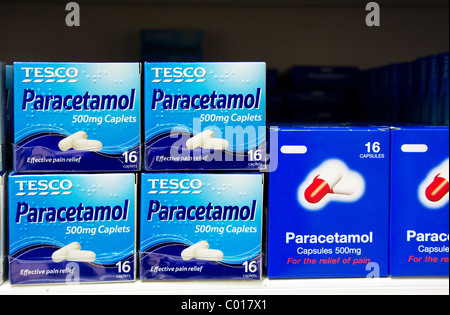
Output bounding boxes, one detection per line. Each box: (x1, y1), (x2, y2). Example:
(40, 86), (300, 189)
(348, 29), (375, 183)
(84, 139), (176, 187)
(15, 132), (140, 172)
(144, 131), (266, 170)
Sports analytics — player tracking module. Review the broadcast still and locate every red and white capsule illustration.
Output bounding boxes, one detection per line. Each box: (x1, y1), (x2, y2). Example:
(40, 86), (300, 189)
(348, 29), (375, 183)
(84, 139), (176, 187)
(425, 163), (449, 202)
(304, 166), (357, 204)
(299, 159), (365, 211)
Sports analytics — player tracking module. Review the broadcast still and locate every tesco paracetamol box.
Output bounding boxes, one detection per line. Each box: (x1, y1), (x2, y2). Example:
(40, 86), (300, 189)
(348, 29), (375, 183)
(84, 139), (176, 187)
(140, 173), (263, 281)
(144, 62), (266, 171)
(390, 126), (449, 277)
(14, 62), (141, 173)
(267, 125), (390, 278)
(8, 172), (137, 285)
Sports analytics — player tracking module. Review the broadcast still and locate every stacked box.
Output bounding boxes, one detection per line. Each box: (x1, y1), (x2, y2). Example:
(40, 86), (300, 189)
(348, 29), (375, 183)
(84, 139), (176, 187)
(8, 173), (137, 285)
(141, 30), (203, 62)
(0, 173), (5, 285)
(13, 62), (141, 173)
(140, 173), (263, 281)
(439, 53), (449, 125)
(1, 62), (5, 172)
(141, 62), (266, 282)
(0, 63), (5, 285)
(427, 55), (440, 124)
(4, 65), (13, 171)
(358, 52), (449, 125)
(283, 66), (359, 122)
(143, 62), (266, 171)
(390, 126), (449, 277)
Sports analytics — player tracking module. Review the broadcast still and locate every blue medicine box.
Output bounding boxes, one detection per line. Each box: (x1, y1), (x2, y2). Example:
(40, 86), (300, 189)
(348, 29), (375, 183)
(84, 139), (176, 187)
(390, 126), (449, 277)
(8, 172), (137, 285)
(13, 62), (141, 173)
(140, 172), (263, 281)
(0, 62), (5, 172)
(143, 62), (267, 171)
(266, 125), (390, 278)
(287, 66), (359, 89)
(141, 29), (203, 62)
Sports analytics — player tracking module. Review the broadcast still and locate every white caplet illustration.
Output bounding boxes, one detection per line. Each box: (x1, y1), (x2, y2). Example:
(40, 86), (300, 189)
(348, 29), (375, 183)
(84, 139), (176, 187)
(186, 130), (214, 149)
(331, 177), (358, 196)
(52, 242), (81, 263)
(194, 248), (224, 262)
(73, 139), (103, 152)
(185, 129), (229, 151)
(58, 131), (102, 152)
(52, 242), (96, 263)
(202, 138), (229, 151)
(58, 131), (87, 151)
(181, 240), (209, 260)
(65, 249), (96, 263)
(181, 240), (224, 262)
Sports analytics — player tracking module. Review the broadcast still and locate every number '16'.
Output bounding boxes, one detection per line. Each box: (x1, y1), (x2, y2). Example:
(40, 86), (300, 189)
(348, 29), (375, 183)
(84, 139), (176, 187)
(365, 142), (381, 153)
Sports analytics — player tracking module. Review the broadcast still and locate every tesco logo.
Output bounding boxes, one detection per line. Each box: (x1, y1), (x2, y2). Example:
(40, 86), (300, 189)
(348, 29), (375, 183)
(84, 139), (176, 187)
(21, 67), (79, 83)
(147, 178), (203, 194)
(15, 179), (73, 196)
(151, 67), (207, 83)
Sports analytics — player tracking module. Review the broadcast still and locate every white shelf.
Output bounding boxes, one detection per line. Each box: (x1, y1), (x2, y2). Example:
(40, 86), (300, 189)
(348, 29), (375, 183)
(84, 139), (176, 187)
(0, 277), (448, 295)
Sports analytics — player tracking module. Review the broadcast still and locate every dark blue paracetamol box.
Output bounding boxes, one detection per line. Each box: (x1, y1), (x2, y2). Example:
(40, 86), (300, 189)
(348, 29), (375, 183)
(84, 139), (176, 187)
(266, 125), (390, 279)
(390, 126), (449, 277)
(288, 66), (359, 89)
